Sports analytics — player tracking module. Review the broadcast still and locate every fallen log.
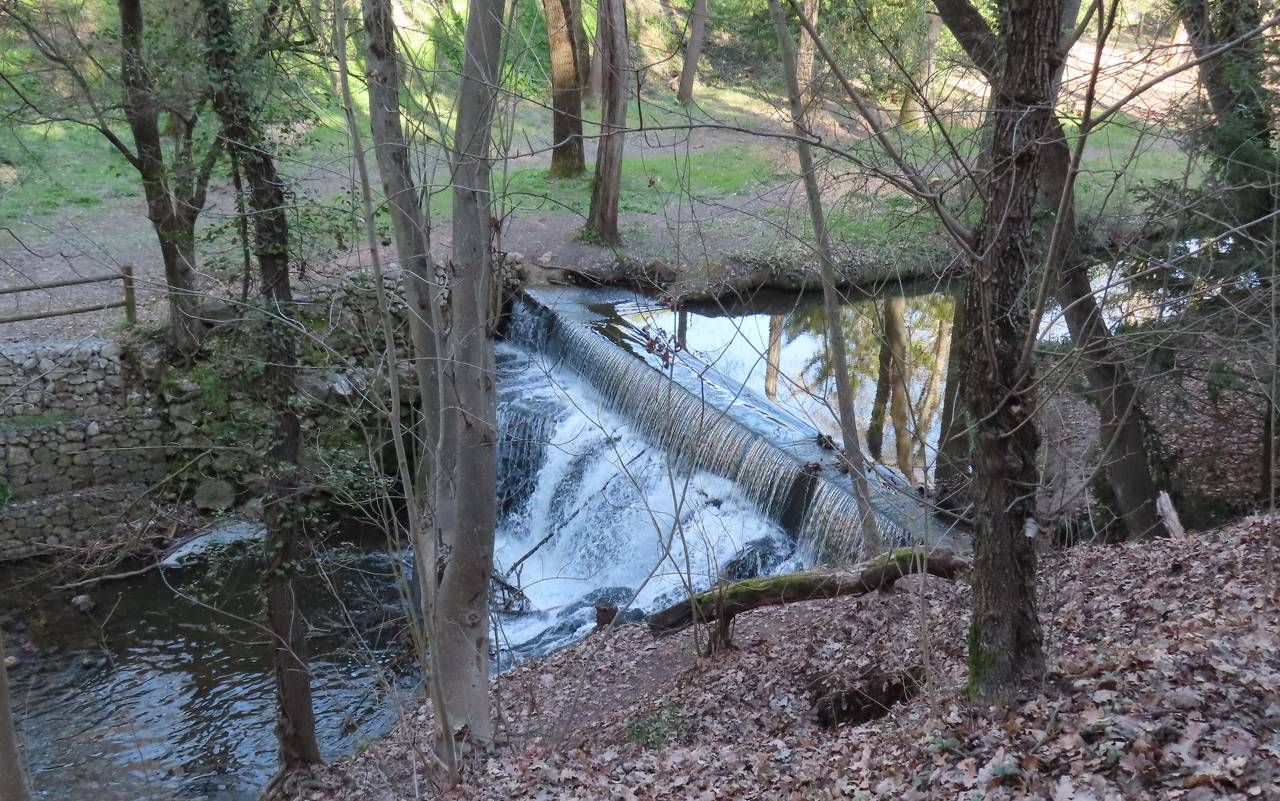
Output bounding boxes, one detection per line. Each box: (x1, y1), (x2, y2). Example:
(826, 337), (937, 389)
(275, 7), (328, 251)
(647, 547), (969, 638)
(814, 665), (926, 728)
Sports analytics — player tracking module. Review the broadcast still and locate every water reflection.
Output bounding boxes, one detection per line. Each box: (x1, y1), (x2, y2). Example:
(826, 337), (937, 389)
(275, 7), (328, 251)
(620, 286), (957, 487)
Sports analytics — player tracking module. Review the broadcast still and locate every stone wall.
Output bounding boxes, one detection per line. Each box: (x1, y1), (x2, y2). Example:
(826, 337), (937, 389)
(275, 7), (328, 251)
(1, 337), (168, 561)
(1, 414), (166, 502)
(0, 484), (151, 562)
(0, 338), (131, 418)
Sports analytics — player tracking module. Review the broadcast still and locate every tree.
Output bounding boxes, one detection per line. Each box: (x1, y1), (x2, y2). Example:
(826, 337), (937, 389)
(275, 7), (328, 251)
(544, 0), (587, 176)
(898, 9), (941, 127)
(433, 0), (509, 750)
(768, 0), (884, 557)
(0, 638), (32, 801)
(199, 0), (321, 771)
(0, 1), (219, 354)
(586, 0), (627, 243)
(794, 0), (819, 109)
(1173, 0), (1276, 238)
(677, 0), (707, 105)
(935, 0), (1173, 540)
(946, 0), (1060, 694)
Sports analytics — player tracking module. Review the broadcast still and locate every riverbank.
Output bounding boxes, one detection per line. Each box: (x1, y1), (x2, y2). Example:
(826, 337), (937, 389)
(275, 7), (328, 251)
(297, 516), (1279, 801)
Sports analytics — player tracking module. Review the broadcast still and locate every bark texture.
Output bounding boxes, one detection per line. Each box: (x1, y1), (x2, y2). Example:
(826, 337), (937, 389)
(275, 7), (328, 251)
(795, 0), (820, 109)
(959, 0), (1062, 696)
(200, 0), (321, 769)
(435, 0), (508, 748)
(587, 0), (627, 243)
(544, 0), (586, 176)
(362, 0), (442, 454)
(768, 0), (883, 556)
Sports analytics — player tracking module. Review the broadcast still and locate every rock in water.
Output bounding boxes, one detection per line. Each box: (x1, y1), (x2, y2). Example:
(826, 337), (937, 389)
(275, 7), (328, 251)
(70, 594), (95, 614)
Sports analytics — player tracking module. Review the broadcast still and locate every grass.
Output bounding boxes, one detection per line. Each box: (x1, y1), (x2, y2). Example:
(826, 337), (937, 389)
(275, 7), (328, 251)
(0, 123), (139, 223)
(3, 410), (75, 429)
(500, 143), (786, 216)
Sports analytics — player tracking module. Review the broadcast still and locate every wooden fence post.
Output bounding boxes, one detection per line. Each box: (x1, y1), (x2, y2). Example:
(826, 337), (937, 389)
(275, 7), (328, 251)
(121, 265), (137, 325)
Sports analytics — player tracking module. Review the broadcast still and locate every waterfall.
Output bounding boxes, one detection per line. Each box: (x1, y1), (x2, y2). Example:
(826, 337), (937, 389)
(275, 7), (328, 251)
(505, 294), (922, 562)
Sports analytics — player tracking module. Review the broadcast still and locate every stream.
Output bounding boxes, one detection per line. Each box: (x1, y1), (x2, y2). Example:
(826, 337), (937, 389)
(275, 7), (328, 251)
(2, 285), (961, 799)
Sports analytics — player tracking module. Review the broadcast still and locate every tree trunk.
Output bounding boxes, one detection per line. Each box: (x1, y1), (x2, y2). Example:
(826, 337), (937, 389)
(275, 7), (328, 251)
(898, 9), (941, 127)
(0, 639), (32, 801)
(117, 0), (202, 356)
(200, 0), (321, 770)
(768, 0), (883, 556)
(795, 0), (820, 110)
(885, 294), (913, 481)
(435, 0), (507, 750)
(585, 3), (603, 107)
(648, 548), (968, 635)
(933, 289), (969, 507)
(544, 0), (586, 176)
(867, 327), (890, 461)
(765, 313), (783, 401)
(586, 0), (627, 243)
(1173, 0), (1275, 235)
(1040, 120), (1170, 541)
(676, 0), (707, 104)
(961, 0), (1062, 697)
(361, 0), (442, 453)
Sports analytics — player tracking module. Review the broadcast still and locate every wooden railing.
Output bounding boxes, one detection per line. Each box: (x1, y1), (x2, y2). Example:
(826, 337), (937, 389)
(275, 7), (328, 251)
(0, 266), (137, 325)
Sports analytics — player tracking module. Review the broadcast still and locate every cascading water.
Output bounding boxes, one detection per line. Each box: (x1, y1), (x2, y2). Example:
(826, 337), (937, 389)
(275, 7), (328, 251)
(504, 292), (937, 562)
(491, 344), (795, 666)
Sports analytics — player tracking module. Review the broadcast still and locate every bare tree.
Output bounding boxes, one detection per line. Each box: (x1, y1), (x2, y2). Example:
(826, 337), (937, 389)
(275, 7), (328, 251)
(0, 639), (32, 801)
(433, 0), (508, 749)
(676, 0), (707, 105)
(586, 0), (627, 243)
(199, 0), (321, 771)
(544, 0), (587, 176)
(935, 0), (1173, 540)
(0, 1), (219, 354)
(767, 0), (884, 556)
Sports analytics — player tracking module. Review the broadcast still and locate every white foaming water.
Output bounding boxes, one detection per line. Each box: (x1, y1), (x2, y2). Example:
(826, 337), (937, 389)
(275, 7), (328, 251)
(492, 344), (793, 665)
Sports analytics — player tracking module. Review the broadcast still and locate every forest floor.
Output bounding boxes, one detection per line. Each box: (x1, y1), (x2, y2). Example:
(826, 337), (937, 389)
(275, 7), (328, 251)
(295, 516), (1279, 801)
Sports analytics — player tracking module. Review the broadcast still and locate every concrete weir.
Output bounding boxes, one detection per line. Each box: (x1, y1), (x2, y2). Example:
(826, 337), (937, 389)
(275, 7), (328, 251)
(505, 289), (961, 562)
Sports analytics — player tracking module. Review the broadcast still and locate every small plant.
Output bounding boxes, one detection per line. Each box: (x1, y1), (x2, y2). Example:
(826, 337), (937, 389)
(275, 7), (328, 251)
(626, 703), (683, 749)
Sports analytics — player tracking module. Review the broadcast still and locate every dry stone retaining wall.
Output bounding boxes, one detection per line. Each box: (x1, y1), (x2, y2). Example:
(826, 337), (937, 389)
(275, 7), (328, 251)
(0, 338), (129, 418)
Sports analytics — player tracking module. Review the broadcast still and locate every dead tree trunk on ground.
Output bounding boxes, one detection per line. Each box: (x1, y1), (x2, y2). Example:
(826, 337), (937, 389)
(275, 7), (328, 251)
(648, 548), (968, 646)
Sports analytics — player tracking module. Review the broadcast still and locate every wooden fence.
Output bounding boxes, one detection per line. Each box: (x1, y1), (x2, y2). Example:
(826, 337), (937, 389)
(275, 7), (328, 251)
(0, 266), (137, 325)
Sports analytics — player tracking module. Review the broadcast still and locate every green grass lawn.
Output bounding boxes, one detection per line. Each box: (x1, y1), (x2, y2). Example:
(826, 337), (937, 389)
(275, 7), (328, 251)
(0, 123), (139, 223)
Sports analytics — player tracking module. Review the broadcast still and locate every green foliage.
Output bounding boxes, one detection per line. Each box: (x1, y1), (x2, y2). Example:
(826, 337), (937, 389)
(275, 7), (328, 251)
(626, 703), (684, 748)
(4, 410), (75, 428)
